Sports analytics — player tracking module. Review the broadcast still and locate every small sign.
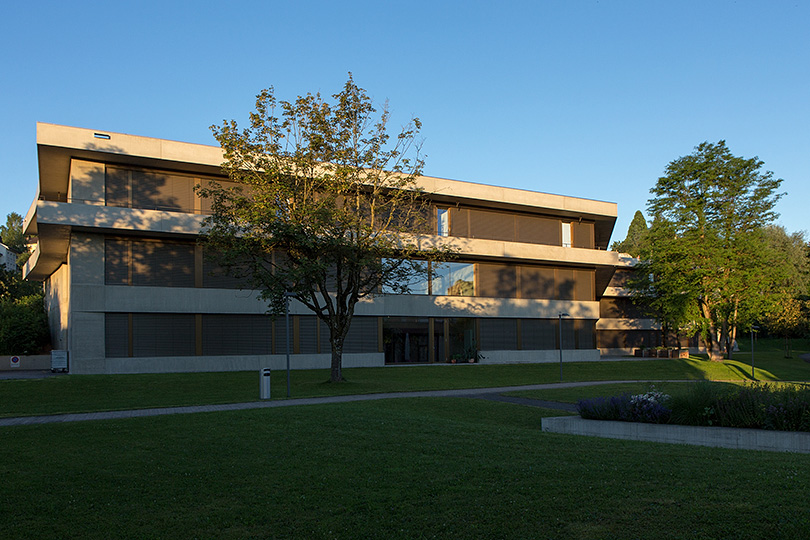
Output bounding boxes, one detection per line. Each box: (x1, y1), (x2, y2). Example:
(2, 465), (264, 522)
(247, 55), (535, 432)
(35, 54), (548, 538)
(51, 350), (68, 372)
(10, 356), (20, 368)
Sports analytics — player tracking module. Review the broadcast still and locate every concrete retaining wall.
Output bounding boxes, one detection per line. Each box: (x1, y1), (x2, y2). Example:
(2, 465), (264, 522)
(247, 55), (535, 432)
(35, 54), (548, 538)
(541, 416), (810, 454)
(1, 355), (51, 371)
(480, 349), (601, 364)
(100, 353), (385, 374)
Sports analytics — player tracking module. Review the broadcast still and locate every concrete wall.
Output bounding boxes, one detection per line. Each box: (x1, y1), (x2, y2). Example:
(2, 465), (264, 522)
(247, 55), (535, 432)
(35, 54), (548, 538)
(480, 349), (601, 364)
(103, 353), (385, 374)
(63, 233), (106, 374)
(44, 262), (70, 351)
(0, 355), (51, 370)
(541, 416), (810, 454)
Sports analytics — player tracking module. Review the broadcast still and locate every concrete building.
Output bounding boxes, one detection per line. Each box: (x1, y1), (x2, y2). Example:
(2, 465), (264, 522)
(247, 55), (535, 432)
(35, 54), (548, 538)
(596, 254), (661, 355)
(0, 242), (19, 272)
(24, 123), (625, 374)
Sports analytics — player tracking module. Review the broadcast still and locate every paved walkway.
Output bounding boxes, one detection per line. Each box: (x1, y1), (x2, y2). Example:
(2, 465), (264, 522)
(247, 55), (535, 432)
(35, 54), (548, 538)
(0, 380), (666, 427)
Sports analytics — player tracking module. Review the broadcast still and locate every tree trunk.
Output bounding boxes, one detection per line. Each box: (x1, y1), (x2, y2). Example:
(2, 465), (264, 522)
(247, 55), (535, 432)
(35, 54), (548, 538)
(707, 332), (724, 362)
(699, 300), (725, 362)
(330, 344), (344, 382)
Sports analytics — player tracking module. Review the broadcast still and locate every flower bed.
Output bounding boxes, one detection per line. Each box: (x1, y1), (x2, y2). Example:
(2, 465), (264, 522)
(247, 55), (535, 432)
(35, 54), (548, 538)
(576, 382), (810, 432)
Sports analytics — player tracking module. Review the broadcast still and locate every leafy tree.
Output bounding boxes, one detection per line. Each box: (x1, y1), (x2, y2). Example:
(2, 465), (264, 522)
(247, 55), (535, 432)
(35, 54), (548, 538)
(0, 293), (49, 355)
(760, 226), (810, 356)
(199, 75), (451, 382)
(611, 210), (648, 256)
(1, 212), (28, 265)
(634, 141), (784, 361)
(0, 267), (48, 355)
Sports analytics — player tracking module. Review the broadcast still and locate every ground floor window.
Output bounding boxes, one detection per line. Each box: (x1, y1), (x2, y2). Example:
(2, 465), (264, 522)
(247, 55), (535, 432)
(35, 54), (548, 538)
(104, 313), (597, 361)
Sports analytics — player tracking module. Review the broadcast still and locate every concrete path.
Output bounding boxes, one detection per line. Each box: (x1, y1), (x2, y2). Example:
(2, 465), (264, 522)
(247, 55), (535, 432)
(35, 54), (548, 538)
(0, 380), (662, 427)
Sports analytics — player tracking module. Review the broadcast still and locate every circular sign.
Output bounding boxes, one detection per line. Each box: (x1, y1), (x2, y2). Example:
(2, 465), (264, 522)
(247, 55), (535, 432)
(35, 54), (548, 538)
(10, 356), (21, 368)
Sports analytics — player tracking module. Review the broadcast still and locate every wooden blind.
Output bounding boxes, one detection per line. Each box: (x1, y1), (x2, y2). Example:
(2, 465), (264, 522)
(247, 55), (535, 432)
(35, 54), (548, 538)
(556, 268), (575, 300)
(573, 269), (594, 301)
(516, 215), (561, 246)
(572, 222), (595, 249)
(201, 314), (271, 356)
(521, 319), (557, 350)
(104, 313), (129, 358)
(104, 239), (130, 285)
(105, 168), (130, 208)
(468, 209), (515, 241)
(479, 319), (518, 351)
(343, 317), (379, 353)
(575, 319), (596, 349)
(131, 241), (195, 288)
(448, 208), (469, 237)
(132, 314), (195, 357)
(298, 316), (319, 354)
(477, 263), (517, 298)
(519, 266), (556, 299)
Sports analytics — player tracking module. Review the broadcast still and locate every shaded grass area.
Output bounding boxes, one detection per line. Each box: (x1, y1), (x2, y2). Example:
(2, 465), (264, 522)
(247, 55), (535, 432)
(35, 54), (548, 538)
(3, 398), (810, 539)
(3, 352), (810, 418)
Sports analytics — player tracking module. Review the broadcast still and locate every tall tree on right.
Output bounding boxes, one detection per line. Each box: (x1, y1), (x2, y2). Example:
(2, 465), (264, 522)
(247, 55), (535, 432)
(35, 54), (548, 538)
(633, 141), (784, 361)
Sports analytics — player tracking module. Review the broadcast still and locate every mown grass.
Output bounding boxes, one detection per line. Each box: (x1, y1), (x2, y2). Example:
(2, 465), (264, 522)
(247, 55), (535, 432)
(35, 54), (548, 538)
(3, 398), (809, 539)
(3, 345), (810, 418)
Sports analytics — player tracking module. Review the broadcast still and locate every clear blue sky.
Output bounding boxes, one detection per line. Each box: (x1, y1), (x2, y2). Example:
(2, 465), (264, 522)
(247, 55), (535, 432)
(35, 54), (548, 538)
(2, 1), (808, 242)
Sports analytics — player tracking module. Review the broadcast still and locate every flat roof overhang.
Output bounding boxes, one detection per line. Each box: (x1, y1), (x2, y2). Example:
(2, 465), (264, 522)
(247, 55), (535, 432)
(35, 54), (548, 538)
(35, 123), (617, 239)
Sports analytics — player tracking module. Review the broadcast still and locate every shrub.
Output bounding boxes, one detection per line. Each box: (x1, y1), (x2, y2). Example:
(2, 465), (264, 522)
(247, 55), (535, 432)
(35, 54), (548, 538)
(0, 294), (50, 355)
(582, 382), (810, 432)
(577, 386), (671, 424)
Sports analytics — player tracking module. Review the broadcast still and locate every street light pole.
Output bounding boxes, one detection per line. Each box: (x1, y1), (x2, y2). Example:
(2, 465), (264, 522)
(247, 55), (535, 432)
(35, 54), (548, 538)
(284, 292), (296, 398)
(750, 325), (759, 380)
(558, 312), (570, 382)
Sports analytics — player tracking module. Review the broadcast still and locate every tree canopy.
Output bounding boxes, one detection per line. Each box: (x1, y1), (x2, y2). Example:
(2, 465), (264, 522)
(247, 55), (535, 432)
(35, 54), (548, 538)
(198, 75), (451, 382)
(0, 212), (48, 354)
(611, 210), (648, 257)
(1, 212), (26, 265)
(631, 140), (785, 361)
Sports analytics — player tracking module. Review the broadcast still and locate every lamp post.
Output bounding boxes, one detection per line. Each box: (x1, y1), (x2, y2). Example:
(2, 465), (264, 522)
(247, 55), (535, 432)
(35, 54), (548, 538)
(558, 312), (570, 382)
(283, 292), (296, 398)
(750, 325), (759, 380)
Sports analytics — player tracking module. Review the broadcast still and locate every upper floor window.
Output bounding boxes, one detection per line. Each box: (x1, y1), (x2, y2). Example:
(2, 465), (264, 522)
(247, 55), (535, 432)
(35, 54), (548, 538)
(561, 222), (572, 248)
(437, 208), (449, 236)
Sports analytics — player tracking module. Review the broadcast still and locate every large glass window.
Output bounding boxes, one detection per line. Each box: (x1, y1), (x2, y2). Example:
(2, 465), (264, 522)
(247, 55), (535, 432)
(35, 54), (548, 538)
(432, 262), (474, 296)
(381, 259), (429, 294)
(383, 317), (430, 363)
(448, 318), (476, 360)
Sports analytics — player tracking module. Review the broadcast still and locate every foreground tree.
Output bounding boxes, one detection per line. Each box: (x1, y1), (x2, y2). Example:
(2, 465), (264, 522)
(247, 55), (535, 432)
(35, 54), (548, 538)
(610, 210), (648, 257)
(198, 75), (450, 382)
(634, 141), (784, 361)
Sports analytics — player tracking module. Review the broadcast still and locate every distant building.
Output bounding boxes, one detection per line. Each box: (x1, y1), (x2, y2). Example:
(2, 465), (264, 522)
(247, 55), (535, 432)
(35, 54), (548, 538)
(0, 242), (19, 272)
(25, 122), (636, 374)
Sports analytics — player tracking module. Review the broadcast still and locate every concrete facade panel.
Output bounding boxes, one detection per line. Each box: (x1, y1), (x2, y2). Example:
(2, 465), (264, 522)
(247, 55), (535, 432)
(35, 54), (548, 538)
(104, 353), (385, 374)
(480, 349), (600, 364)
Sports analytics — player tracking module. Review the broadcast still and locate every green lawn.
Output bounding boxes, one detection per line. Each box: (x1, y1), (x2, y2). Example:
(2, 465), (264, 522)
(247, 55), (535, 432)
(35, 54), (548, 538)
(3, 398), (809, 539)
(3, 344), (810, 418)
